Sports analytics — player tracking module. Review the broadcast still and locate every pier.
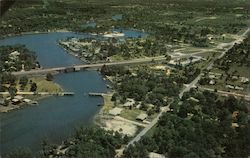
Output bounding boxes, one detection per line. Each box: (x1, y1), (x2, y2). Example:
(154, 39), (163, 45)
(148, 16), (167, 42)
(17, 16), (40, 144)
(88, 92), (105, 96)
(0, 92), (75, 96)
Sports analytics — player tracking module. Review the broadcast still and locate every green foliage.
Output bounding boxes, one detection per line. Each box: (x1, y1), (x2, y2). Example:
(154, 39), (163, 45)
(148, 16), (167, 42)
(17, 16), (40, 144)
(216, 35), (250, 68)
(0, 45), (38, 72)
(46, 73), (54, 81)
(63, 127), (124, 158)
(123, 142), (149, 158)
(0, 72), (16, 84)
(5, 148), (33, 158)
(30, 82), (37, 92)
(124, 90), (250, 158)
(110, 66), (181, 106)
(19, 76), (29, 89)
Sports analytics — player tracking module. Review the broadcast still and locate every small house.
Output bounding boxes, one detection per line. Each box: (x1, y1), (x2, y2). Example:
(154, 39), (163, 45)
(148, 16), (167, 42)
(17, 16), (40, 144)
(235, 86), (243, 91)
(209, 80), (216, 85)
(12, 98), (20, 104)
(188, 97), (199, 103)
(14, 95), (24, 101)
(109, 107), (123, 116)
(0, 99), (5, 106)
(226, 85), (234, 89)
(240, 77), (249, 83)
(123, 98), (135, 107)
(136, 113), (148, 121)
(149, 152), (165, 158)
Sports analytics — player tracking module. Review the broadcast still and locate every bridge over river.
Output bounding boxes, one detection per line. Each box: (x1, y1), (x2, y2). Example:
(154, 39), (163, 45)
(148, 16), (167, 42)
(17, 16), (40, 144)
(12, 51), (207, 76)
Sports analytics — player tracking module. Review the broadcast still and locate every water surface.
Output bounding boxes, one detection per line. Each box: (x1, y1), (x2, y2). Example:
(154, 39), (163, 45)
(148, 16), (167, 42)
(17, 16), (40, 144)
(0, 30), (146, 155)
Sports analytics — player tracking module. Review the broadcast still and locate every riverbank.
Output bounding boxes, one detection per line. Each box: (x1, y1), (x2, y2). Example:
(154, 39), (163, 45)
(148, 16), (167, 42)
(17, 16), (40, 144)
(0, 29), (71, 40)
(0, 76), (63, 113)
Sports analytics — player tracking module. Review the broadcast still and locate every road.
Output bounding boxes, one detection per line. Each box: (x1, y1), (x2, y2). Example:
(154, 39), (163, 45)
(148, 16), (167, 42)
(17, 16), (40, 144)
(200, 87), (250, 101)
(12, 28), (249, 77)
(11, 51), (209, 76)
(115, 106), (170, 158)
(179, 27), (250, 98)
(115, 27), (250, 157)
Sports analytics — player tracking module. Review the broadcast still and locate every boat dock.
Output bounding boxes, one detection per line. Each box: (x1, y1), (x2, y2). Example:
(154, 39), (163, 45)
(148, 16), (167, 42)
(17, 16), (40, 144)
(88, 92), (105, 96)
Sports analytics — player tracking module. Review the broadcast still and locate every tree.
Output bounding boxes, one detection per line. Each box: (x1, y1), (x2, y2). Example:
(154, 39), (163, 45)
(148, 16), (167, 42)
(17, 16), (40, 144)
(9, 86), (17, 98)
(165, 54), (171, 62)
(19, 76), (28, 89)
(46, 73), (53, 81)
(30, 83), (37, 92)
(5, 148), (33, 158)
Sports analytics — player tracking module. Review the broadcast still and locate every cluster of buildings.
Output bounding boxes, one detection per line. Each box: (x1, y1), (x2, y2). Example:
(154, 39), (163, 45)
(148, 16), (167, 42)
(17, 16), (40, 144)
(108, 98), (150, 122)
(0, 95), (37, 106)
(169, 53), (205, 67)
(202, 71), (249, 91)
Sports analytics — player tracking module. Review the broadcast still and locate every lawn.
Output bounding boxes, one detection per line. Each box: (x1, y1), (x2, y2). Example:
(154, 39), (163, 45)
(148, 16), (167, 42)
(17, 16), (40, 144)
(102, 93), (115, 113)
(120, 108), (144, 121)
(20, 77), (63, 92)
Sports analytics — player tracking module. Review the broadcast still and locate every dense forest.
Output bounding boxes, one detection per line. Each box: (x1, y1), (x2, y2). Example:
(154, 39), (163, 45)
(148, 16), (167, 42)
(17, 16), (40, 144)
(215, 35), (250, 69)
(101, 65), (182, 108)
(5, 127), (127, 158)
(1, 0), (249, 48)
(123, 90), (250, 158)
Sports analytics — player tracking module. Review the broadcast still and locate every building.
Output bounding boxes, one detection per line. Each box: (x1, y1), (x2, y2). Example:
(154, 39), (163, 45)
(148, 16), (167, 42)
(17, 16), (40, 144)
(149, 152), (165, 158)
(14, 95), (24, 101)
(0, 99), (6, 106)
(123, 98), (135, 107)
(12, 98), (20, 104)
(240, 77), (249, 83)
(226, 85), (234, 89)
(136, 113), (148, 121)
(235, 86), (243, 91)
(109, 107), (123, 116)
(209, 80), (216, 85)
(188, 97), (199, 103)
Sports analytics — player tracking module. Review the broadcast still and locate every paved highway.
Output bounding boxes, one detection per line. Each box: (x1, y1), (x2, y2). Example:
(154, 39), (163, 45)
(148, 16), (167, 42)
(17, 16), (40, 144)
(11, 51), (208, 76)
(115, 27), (250, 157)
(179, 28), (250, 98)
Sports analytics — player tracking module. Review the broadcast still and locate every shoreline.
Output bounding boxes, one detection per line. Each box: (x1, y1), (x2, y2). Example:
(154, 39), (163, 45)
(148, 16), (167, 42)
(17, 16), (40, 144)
(0, 29), (71, 40)
(0, 95), (52, 113)
(0, 76), (64, 113)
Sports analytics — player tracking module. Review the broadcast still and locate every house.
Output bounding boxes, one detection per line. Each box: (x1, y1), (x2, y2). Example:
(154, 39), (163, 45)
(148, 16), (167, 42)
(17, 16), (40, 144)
(232, 76), (239, 80)
(149, 152), (165, 158)
(240, 77), (249, 83)
(235, 86), (243, 91)
(14, 95), (24, 101)
(209, 80), (216, 85)
(136, 113), (148, 121)
(12, 98), (20, 104)
(109, 107), (123, 116)
(9, 51), (20, 60)
(0, 99), (6, 106)
(23, 99), (31, 103)
(147, 104), (155, 108)
(226, 85), (234, 89)
(188, 97), (199, 103)
(123, 98), (135, 107)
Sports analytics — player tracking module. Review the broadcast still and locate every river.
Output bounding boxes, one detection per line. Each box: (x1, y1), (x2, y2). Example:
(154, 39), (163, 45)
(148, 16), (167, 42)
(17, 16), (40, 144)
(0, 30), (146, 156)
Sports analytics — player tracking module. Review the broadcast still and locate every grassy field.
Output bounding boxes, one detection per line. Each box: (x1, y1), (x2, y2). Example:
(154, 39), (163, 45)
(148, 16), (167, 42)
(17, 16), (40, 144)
(18, 76), (63, 92)
(120, 108), (144, 121)
(101, 93), (115, 113)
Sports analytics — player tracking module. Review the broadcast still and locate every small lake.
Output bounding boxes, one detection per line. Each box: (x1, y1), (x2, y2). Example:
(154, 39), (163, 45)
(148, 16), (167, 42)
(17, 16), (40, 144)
(0, 30), (146, 156)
